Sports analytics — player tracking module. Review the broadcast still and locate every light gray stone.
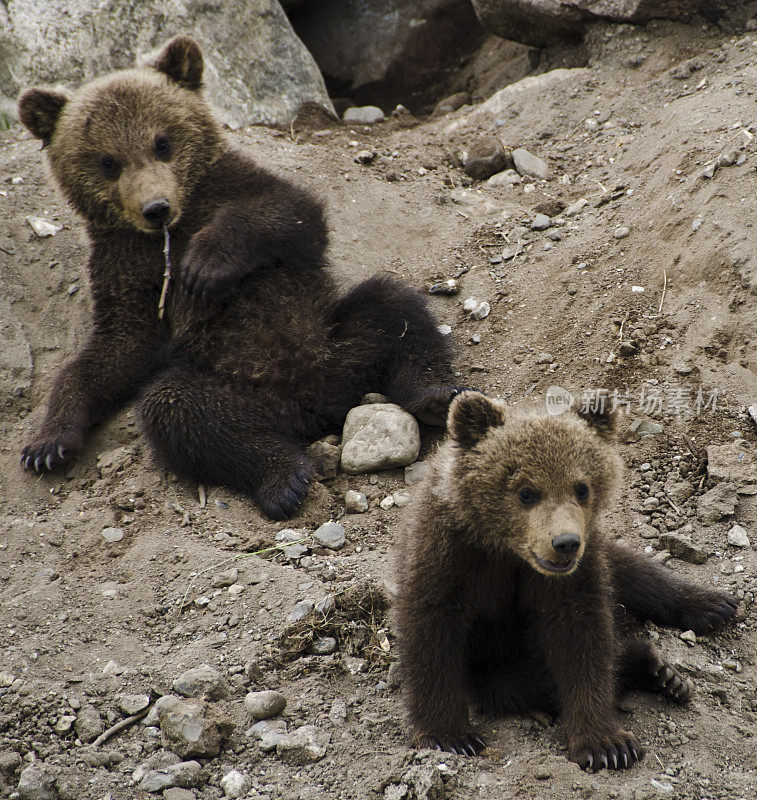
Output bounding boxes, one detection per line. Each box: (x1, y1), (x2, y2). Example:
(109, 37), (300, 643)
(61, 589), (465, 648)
(341, 403), (420, 473)
(157, 696), (234, 758)
(727, 525), (750, 548)
(512, 148), (550, 180)
(344, 490), (369, 513)
(531, 213), (551, 230)
(313, 521), (346, 550)
(343, 105), (385, 124)
(74, 705), (103, 743)
(247, 718), (287, 752)
(220, 769), (251, 799)
(17, 764), (58, 800)
(172, 664), (229, 701)
(117, 694), (150, 716)
(287, 600), (314, 625)
(276, 724), (329, 764)
(698, 483), (738, 523)
(101, 526), (124, 543)
(657, 533), (709, 564)
(487, 168), (521, 187)
(0, 1), (332, 128)
(244, 690), (287, 720)
(210, 567), (238, 588)
(309, 637), (338, 655)
(138, 760), (203, 793)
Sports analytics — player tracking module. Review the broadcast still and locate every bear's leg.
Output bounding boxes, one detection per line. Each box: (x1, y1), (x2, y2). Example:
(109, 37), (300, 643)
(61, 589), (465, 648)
(139, 368), (312, 520)
(617, 639), (693, 703)
(607, 542), (738, 634)
(472, 659), (559, 718)
(330, 276), (457, 425)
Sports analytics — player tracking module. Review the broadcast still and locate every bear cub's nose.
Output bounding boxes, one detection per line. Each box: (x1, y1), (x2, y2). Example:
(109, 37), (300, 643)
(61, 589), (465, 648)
(551, 533), (580, 556)
(142, 199), (171, 225)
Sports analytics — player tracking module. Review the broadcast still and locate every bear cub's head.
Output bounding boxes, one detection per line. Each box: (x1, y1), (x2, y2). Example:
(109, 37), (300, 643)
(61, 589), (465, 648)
(18, 36), (224, 233)
(446, 391), (621, 577)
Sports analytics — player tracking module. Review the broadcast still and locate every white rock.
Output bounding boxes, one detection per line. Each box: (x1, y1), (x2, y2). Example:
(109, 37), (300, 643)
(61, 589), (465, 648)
(727, 525), (750, 548)
(380, 496), (395, 510)
(564, 198), (588, 216)
(343, 105), (385, 123)
(26, 216), (62, 237)
(512, 148), (550, 180)
(313, 521), (346, 550)
(487, 169), (521, 187)
(344, 490), (369, 513)
(221, 769), (251, 798)
(101, 526), (124, 543)
(276, 724), (329, 764)
(173, 664), (229, 700)
(393, 492), (411, 508)
(118, 694), (151, 715)
(341, 403), (420, 473)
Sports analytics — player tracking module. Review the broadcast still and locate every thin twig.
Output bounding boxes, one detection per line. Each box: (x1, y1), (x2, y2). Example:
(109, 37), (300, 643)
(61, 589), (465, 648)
(619, 312), (630, 341)
(93, 707), (150, 747)
(665, 496), (681, 515)
(658, 268), (668, 314)
(590, 178), (608, 194)
(157, 225), (172, 320)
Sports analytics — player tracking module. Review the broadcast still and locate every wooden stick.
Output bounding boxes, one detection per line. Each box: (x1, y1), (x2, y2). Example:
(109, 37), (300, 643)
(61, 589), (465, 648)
(92, 707), (150, 747)
(157, 225), (172, 320)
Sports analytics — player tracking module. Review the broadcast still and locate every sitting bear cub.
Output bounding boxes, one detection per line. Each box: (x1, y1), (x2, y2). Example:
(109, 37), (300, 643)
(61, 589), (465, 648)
(18, 36), (454, 519)
(396, 391), (738, 770)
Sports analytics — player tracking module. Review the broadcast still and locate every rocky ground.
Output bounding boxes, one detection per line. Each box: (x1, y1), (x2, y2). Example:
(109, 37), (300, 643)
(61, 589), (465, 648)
(1, 16), (756, 800)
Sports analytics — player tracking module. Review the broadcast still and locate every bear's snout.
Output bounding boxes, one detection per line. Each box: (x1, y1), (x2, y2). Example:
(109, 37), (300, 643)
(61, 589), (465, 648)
(141, 198), (172, 226)
(551, 533), (581, 556)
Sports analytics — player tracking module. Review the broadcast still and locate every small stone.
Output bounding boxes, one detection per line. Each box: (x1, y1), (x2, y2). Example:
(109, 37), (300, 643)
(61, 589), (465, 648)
(717, 149), (739, 167)
(697, 483), (738, 523)
(380, 495), (395, 510)
(17, 763), (58, 800)
(437, 324), (452, 336)
(643, 497), (661, 510)
(392, 492), (411, 508)
(700, 163), (717, 179)
(102, 659), (124, 675)
(531, 213), (551, 230)
(53, 715), (77, 734)
(613, 226), (631, 239)
(101, 526), (124, 543)
(220, 769), (251, 799)
(306, 440), (342, 481)
(355, 149), (375, 164)
(748, 405), (757, 427)
(680, 630), (697, 645)
(313, 521), (346, 550)
(621, 418), (664, 442)
(210, 567), (238, 588)
(650, 779), (675, 794)
(468, 301), (490, 320)
(341, 403), (420, 473)
(139, 760), (203, 793)
(487, 168), (521, 187)
(286, 600), (314, 625)
(74, 705), (103, 743)
(309, 637), (338, 655)
(657, 533), (708, 564)
(464, 135), (509, 181)
(26, 216), (62, 238)
(173, 665), (229, 701)
(118, 694), (150, 715)
(247, 718), (287, 752)
(343, 656), (367, 675)
(276, 725), (329, 764)
(564, 198), (588, 216)
(512, 147), (550, 180)
(427, 278), (459, 295)
(343, 105), (384, 124)
(727, 525), (750, 548)
(344, 490), (369, 513)
(158, 697), (234, 758)
(535, 352), (553, 365)
(314, 594), (336, 616)
(534, 767), (553, 779)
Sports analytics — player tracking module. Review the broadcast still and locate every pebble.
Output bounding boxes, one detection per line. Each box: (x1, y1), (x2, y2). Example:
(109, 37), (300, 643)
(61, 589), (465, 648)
(17, 763), (58, 800)
(380, 495), (395, 510)
(393, 492), (411, 508)
(74, 704), (104, 743)
(355, 149), (375, 164)
(276, 725), (329, 764)
(286, 600), (314, 625)
(531, 213), (551, 230)
(309, 637), (338, 655)
(101, 526), (124, 543)
(564, 198), (588, 216)
(138, 760), (203, 793)
(247, 718), (287, 752)
(437, 324), (452, 335)
(102, 659), (124, 676)
(220, 769), (251, 799)
(157, 696), (234, 758)
(727, 524), (750, 548)
(345, 490), (369, 513)
(512, 147), (550, 180)
(53, 714), (77, 734)
(26, 216), (62, 238)
(487, 168), (521, 187)
(313, 521), (346, 550)
(613, 226), (631, 239)
(210, 567), (238, 588)
(341, 403), (420, 473)
(462, 298), (490, 320)
(173, 665), (229, 701)
(117, 694), (151, 715)
(329, 699), (348, 724)
(680, 630), (697, 645)
(463, 135), (509, 181)
(700, 163), (717, 179)
(657, 533), (708, 564)
(650, 779), (675, 794)
(343, 105), (384, 124)
(427, 278), (459, 295)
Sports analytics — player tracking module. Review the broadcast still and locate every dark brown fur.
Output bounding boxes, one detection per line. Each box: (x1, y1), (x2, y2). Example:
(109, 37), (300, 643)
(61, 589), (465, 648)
(396, 392), (738, 770)
(18, 36), (454, 519)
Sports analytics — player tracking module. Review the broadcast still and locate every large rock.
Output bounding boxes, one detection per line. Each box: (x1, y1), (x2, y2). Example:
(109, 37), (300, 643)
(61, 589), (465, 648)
(276, 724), (329, 764)
(287, 0), (483, 109)
(17, 764), (58, 800)
(340, 403), (421, 473)
(0, 0), (332, 128)
(471, 1), (739, 47)
(157, 696), (234, 759)
(172, 665), (229, 701)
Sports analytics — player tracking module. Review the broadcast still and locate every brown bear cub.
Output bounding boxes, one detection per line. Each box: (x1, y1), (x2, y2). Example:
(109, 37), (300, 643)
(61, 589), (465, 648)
(396, 392), (738, 770)
(18, 36), (455, 519)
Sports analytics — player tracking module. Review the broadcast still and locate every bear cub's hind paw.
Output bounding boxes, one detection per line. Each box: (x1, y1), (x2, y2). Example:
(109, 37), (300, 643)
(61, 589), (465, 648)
(679, 590), (738, 635)
(21, 429), (82, 472)
(649, 652), (693, 703)
(570, 730), (643, 772)
(416, 733), (487, 757)
(253, 461), (312, 521)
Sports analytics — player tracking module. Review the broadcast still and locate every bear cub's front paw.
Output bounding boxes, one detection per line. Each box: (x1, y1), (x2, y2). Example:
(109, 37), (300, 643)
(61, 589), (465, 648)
(679, 589), (738, 635)
(21, 428), (83, 472)
(569, 729), (643, 771)
(180, 243), (249, 299)
(415, 732), (486, 757)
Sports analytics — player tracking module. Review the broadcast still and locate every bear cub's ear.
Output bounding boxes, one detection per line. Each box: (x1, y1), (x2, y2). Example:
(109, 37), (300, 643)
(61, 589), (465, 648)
(448, 391), (507, 448)
(18, 88), (68, 146)
(575, 390), (618, 441)
(152, 35), (204, 91)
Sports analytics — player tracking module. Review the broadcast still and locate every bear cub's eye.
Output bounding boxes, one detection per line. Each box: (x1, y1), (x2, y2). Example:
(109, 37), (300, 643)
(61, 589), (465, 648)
(575, 482), (590, 502)
(100, 156), (121, 179)
(518, 487), (538, 505)
(154, 135), (171, 160)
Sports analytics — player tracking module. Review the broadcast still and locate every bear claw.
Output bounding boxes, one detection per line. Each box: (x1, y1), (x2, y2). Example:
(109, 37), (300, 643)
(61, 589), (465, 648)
(570, 730), (643, 772)
(417, 733), (486, 757)
(254, 461), (312, 521)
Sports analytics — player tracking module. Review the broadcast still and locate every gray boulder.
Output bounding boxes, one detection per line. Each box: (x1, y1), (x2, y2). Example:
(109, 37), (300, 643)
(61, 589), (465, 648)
(172, 664), (229, 701)
(341, 403), (420, 473)
(17, 764), (58, 800)
(157, 696), (234, 758)
(0, 0), (332, 128)
(471, 1), (738, 47)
